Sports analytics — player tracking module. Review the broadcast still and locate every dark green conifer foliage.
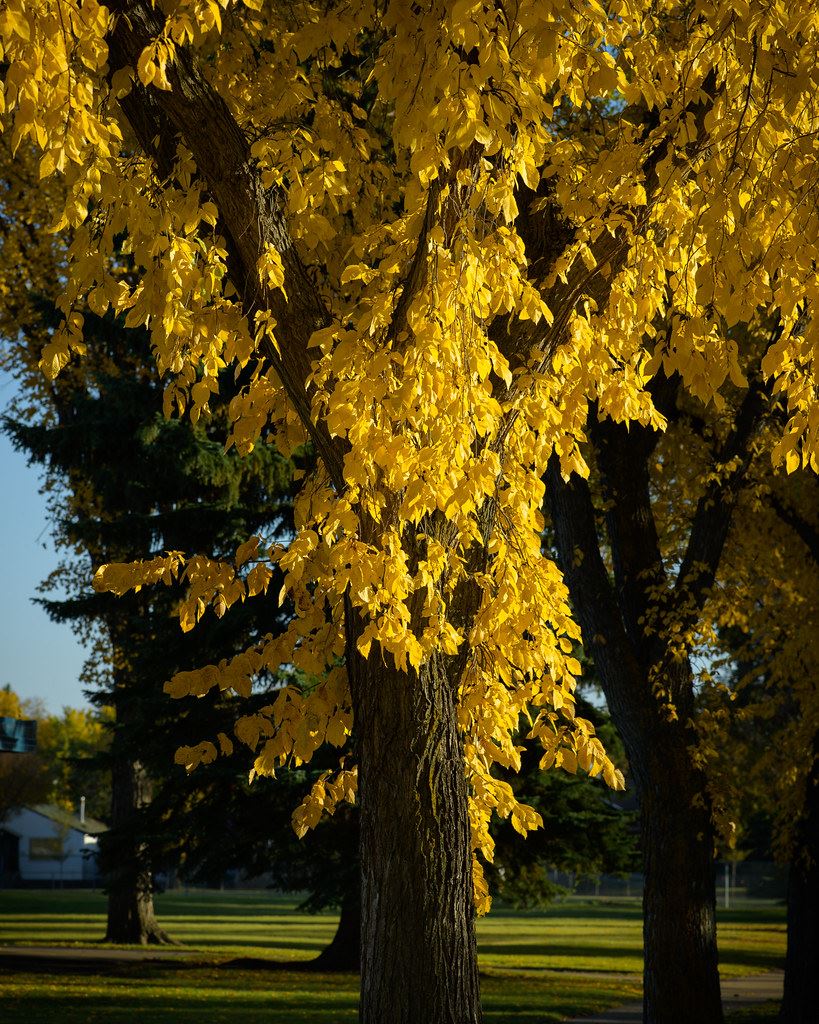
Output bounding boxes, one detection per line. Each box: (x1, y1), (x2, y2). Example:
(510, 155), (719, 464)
(488, 694), (637, 909)
(4, 303), (292, 943)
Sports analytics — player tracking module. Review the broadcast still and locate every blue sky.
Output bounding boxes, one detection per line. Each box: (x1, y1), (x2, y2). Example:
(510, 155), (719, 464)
(1, 370), (89, 714)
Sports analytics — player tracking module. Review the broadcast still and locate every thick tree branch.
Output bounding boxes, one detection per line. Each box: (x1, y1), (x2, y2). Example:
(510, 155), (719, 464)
(768, 487), (819, 567)
(386, 179), (440, 347)
(674, 365), (772, 613)
(388, 140), (485, 349)
(106, 1), (346, 489)
(590, 404), (673, 674)
(584, 374), (679, 655)
(499, 73), (718, 378)
(544, 453), (649, 754)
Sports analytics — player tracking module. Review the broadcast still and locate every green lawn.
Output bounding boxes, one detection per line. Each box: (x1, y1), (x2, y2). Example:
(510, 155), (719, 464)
(0, 890), (785, 1022)
(478, 900), (785, 977)
(723, 1008), (780, 1024)
(0, 966), (647, 1024)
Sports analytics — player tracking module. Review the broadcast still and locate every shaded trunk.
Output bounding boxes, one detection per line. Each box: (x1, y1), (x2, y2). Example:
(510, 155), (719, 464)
(597, 661), (722, 1024)
(103, 756), (172, 945)
(633, 700), (722, 1023)
(546, 452), (723, 1024)
(312, 885), (361, 973)
(780, 731), (819, 1024)
(349, 634), (482, 1024)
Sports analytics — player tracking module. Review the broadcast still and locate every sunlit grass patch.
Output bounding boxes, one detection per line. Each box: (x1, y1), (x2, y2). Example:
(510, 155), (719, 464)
(475, 899), (784, 978)
(0, 890), (786, 976)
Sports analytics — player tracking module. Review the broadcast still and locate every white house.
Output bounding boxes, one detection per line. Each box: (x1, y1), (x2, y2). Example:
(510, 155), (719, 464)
(0, 804), (106, 885)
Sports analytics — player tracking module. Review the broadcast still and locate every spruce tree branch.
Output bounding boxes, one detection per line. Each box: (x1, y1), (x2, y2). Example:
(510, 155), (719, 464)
(106, 1), (346, 490)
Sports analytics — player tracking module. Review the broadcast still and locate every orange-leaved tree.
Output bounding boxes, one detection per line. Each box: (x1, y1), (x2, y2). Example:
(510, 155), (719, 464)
(1, 3), (818, 1022)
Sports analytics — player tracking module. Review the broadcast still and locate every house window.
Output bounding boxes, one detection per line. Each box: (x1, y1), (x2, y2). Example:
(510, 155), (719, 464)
(29, 838), (63, 859)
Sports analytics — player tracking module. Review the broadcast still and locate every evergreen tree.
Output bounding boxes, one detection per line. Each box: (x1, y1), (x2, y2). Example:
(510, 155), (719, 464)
(489, 696), (637, 909)
(179, 747), (362, 972)
(3, 303), (292, 942)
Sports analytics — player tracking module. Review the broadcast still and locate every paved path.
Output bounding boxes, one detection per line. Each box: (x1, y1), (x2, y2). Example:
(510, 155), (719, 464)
(568, 971), (783, 1022)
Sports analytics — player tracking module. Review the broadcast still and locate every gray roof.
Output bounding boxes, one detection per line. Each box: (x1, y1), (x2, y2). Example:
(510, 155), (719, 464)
(29, 803), (107, 835)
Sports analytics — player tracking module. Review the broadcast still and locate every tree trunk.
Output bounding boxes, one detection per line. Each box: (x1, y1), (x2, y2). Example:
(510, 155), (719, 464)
(350, 639), (482, 1024)
(597, 659), (723, 1024)
(780, 731), (819, 1024)
(634, 707), (722, 1024)
(103, 756), (172, 945)
(312, 886), (361, 973)
(546, 455), (724, 1024)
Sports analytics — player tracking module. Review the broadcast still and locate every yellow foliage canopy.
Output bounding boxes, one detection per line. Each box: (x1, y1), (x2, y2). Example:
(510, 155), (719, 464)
(2, 0), (818, 903)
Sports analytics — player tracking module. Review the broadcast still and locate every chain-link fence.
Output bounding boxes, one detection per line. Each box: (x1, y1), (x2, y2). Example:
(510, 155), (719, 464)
(548, 860), (788, 905)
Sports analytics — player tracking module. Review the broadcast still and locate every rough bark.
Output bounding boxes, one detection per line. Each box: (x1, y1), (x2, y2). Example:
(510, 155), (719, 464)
(780, 735), (819, 1024)
(544, 368), (770, 1022)
(103, 753), (172, 945)
(346, 521), (486, 1024)
(635, 690), (722, 1024)
(348, 640), (482, 1024)
(771, 493), (819, 1023)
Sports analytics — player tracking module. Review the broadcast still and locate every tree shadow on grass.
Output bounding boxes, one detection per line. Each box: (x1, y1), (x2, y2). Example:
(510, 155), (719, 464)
(0, 993), (359, 1024)
(216, 955), (352, 972)
(0, 965), (643, 1024)
(0, 955), (199, 977)
(478, 941), (641, 960)
(0, 966), (359, 1024)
